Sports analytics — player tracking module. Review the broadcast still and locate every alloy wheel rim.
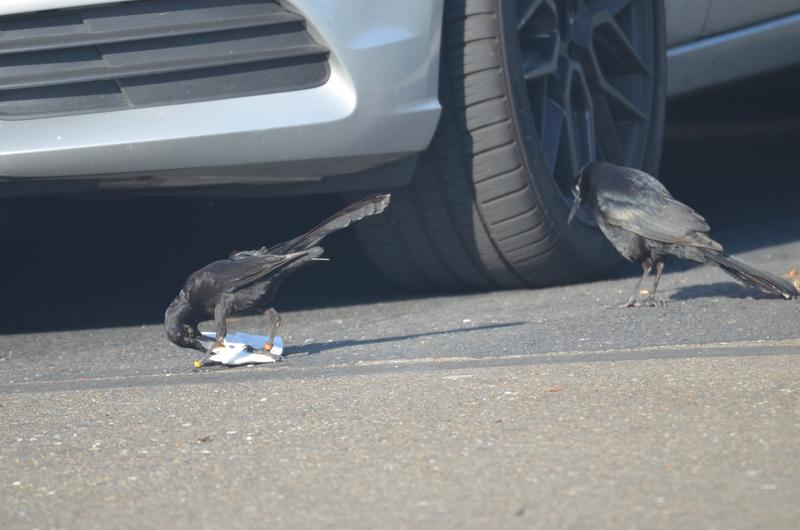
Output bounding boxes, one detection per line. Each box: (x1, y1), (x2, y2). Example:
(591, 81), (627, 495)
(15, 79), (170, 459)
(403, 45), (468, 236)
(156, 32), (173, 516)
(516, 0), (654, 198)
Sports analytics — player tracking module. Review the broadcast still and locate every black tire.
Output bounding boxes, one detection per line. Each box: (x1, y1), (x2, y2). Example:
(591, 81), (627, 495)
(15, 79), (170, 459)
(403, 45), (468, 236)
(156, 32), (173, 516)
(354, 0), (666, 290)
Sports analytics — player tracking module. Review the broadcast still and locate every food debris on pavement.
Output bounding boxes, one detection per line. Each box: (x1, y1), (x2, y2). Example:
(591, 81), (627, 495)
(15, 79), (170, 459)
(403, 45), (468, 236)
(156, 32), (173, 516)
(194, 332), (285, 368)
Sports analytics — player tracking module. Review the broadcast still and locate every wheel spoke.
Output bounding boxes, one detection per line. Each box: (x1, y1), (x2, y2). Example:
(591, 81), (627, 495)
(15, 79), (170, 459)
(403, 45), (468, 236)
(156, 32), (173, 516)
(592, 93), (624, 164)
(559, 104), (581, 184)
(562, 109), (581, 177)
(601, 79), (646, 121)
(572, 38), (647, 122)
(517, 0), (557, 32)
(584, 0), (633, 17)
(521, 33), (560, 80)
(592, 15), (649, 76)
(517, 0), (542, 31)
(518, 0), (559, 80)
(526, 77), (546, 129)
(516, 0), (655, 198)
(550, 59), (595, 185)
(566, 65), (596, 168)
(540, 97), (563, 171)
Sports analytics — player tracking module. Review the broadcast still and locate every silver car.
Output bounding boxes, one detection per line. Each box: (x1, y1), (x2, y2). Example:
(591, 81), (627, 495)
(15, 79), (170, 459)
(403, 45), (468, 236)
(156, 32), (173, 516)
(1, 0), (799, 289)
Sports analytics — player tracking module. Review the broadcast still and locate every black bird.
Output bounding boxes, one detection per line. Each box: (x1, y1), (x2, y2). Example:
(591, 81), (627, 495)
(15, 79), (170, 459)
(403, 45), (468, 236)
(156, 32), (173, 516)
(568, 161), (797, 306)
(165, 194), (391, 363)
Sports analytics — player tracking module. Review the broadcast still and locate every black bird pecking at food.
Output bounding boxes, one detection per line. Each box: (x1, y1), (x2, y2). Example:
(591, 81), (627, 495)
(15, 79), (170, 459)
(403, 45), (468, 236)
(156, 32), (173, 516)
(568, 161), (797, 307)
(165, 193), (391, 364)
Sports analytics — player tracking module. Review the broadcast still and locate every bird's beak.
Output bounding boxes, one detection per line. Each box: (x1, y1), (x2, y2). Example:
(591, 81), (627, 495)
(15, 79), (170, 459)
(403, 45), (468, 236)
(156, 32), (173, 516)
(195, 335), (214, 352)
(567, 196), (581, 225)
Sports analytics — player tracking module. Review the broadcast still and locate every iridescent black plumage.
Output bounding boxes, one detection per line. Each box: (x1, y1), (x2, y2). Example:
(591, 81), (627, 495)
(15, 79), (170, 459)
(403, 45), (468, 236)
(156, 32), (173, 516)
(569, 161), (796, 306)
(165, 194), (391, 356)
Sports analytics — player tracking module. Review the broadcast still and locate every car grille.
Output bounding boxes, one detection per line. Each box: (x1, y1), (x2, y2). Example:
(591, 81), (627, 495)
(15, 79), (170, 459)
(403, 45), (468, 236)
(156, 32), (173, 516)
(0, 0), (330, 119)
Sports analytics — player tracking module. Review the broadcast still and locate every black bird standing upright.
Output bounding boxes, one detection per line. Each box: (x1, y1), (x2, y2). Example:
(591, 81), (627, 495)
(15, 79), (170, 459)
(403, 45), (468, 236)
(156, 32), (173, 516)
(165, 194), (391, 362)
(568, 161), (797, 306)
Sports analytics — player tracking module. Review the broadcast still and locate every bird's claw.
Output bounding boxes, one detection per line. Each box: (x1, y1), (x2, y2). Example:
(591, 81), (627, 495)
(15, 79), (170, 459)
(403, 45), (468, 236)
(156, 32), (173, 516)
(261, 342), (284, 362)
(644, 298), (665, 307)
(619, 299), (664, 308)
(268, 351), (286, 362)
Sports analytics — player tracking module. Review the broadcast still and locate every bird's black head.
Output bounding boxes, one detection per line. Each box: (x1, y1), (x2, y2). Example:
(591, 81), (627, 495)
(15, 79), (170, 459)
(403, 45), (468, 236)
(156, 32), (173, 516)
(568, 161), (596, 224)
(165, 321), (207, 352)
(164, 292), (211, 352)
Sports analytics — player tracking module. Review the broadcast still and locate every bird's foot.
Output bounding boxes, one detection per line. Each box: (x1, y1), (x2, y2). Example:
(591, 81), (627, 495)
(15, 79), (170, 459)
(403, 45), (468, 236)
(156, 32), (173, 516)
(619, 299), (664, 308)
(266, 351), (286, 362)
(644, 298), (665, 307)
(262, 342), (285, 362)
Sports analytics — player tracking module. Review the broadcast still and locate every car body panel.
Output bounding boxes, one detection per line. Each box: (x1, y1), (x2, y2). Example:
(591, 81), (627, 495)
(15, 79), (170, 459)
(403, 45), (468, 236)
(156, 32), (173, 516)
(0, 0), (798, 193)
(0, 0), (137, 16)
(665, 0), (800, 95)
(703, 0), (800, 36)
(665, 0), (713, 46)
(665, 0), (800, 46)
(0, 0), (444, 180)
(667, 10), (800, 96)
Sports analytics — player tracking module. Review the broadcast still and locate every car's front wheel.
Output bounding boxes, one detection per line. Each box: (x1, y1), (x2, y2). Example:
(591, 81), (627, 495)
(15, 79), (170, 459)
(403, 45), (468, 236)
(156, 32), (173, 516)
(355, 0), (666, 290)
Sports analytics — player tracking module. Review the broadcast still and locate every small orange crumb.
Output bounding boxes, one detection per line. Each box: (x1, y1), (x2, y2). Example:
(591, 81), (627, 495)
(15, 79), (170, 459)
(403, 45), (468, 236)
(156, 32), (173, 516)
(545, 385), (562, 393)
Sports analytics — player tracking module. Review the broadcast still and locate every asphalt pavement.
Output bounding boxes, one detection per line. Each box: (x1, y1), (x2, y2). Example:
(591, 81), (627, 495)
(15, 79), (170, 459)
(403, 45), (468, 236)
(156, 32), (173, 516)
(2, 72), (800, 529)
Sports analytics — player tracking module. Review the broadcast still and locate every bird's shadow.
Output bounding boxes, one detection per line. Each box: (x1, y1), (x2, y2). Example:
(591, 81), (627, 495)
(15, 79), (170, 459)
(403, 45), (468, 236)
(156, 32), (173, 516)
(284, 321), (526, 357)
(669, 282), (776, 301)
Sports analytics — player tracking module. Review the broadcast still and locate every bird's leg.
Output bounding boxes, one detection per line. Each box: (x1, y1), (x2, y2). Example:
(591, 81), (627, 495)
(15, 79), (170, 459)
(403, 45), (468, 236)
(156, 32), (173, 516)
(622, 259), (653, 308)
(193, 298), (231, 369)
(193, 329), (223, 370)
(646, 260), (666, 306)
(213, 298), (231, 348)
(262, 308), (285, 361)
(262, 308), (281, 351)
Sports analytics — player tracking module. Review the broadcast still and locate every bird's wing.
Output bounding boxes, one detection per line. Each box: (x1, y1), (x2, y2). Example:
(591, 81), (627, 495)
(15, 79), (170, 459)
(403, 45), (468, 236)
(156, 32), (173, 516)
(187, 254), (295, 294)
(595, 168), (721, 249)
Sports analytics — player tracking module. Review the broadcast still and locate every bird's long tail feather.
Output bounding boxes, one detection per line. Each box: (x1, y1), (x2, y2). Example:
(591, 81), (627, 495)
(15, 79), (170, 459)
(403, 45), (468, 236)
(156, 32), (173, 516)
(267, 194), (391, 255)
(703, 250), (797, 299)
(280, 247), (325, 268)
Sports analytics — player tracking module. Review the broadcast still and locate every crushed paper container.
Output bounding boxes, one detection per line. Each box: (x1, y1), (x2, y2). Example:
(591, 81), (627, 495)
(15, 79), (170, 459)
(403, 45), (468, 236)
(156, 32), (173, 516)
(201, 331), (284, 366)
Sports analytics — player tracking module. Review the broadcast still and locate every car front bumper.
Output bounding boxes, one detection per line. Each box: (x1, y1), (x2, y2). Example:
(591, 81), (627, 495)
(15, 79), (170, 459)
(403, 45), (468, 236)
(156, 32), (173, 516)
(0, 0), (444, 189)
